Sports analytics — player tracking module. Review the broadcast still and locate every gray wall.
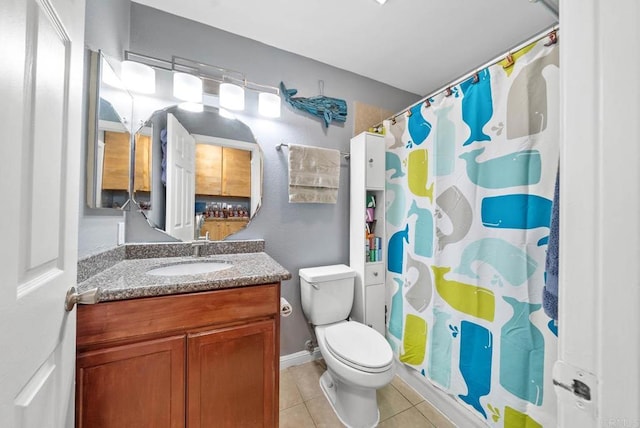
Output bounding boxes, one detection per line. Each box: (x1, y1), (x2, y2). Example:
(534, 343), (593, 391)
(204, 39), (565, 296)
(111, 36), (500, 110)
(78, 0), (132, 258)
(129, 4), (420, 356)
(84, 0), (131, 60)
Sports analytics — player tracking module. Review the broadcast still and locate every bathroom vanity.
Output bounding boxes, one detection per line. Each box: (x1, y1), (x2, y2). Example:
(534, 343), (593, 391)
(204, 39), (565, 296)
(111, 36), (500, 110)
(75, 242), (290, 428)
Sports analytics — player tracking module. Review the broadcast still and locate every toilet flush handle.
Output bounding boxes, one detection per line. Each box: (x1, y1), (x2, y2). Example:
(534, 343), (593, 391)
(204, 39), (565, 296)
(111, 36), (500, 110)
(307, 281), (321, 290)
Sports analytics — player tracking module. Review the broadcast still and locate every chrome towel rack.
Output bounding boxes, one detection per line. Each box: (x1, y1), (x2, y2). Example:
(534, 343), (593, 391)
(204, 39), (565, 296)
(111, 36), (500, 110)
(275, 143), (350, 160)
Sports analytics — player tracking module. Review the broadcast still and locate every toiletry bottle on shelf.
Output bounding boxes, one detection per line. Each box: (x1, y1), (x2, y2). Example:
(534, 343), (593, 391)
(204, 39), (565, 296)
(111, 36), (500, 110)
(367, 194), (376, 208)
(365, 241), (370, 263)
(366, 207), (375, 222)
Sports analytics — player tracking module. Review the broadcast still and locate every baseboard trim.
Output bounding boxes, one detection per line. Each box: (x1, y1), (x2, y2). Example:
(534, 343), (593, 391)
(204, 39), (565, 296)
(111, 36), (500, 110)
(393, 360), (484, 428)
(280, 348), (322, 370)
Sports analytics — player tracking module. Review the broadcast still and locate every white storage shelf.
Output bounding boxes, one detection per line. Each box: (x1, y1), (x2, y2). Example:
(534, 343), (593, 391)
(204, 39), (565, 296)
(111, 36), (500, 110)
(349, 132), (386, 336)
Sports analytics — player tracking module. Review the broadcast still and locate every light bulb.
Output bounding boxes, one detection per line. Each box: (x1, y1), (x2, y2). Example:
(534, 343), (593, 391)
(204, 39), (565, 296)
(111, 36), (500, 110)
(173, 72), (202, 102)
(121, 60), (155, 94)
(258, 92), (281, 118)
(219, 83), (245, 111)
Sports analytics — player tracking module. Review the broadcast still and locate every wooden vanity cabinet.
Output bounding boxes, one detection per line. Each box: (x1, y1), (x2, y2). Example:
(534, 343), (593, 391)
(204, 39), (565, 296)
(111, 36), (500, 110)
(195, 145), (251, 197)
(101, 131), (151, 192)
(201, 218), (249, 241)
(76, 283), (280, 428)
(77, 336), (185, 428)
(195, 144), (223, 195)
(224, 218), (250, 237)
(134, 133), (152, 192)
(221, 147), (251, 197)
(101, 131), (130, 191)
(188, 320), (276, 427)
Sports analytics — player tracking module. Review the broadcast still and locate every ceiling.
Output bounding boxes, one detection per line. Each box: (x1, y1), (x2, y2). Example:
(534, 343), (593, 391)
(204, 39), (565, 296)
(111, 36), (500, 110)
(131, 0), (557, 96)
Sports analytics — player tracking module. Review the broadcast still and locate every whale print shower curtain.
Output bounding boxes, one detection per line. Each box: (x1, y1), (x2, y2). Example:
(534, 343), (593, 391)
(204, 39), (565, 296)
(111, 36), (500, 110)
(385, 39), (559, 427)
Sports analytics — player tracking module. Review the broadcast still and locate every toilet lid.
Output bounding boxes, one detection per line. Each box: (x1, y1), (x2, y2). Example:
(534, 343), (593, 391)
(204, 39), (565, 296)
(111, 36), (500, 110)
(324, 322), (393, 372)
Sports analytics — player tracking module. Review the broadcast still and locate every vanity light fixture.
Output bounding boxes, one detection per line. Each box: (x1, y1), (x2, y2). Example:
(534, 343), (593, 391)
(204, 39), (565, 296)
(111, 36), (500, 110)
(258, 92), (281, 118)
(173, 72), (203, 102)
(375, 0), (388, 4)
(121, 60), (155, 94)
(123, 50), (282, 118)
(219, 82), (245, 111)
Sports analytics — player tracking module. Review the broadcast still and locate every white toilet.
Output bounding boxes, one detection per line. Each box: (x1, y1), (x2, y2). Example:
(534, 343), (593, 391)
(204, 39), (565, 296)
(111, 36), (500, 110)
(299, 264), (395, 428)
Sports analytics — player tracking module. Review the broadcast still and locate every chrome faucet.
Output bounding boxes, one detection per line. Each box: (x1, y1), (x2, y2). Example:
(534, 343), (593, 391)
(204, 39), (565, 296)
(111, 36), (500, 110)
(195, 214), (205, 240)
(192, 233), (209, 257)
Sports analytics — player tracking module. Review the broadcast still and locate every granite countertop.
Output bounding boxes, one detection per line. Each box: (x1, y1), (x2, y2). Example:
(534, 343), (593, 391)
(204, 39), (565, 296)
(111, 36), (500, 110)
(77, 251), (291, 303)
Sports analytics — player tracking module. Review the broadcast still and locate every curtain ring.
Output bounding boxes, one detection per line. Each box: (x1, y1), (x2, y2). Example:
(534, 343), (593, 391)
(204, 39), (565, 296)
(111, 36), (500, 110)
(406, 109), (412, 117)
(445, 87), (453, 97)
(391, 116), (397, 125)
(544, 30), (558, 46)
(424, 99), (431, 108)
(472, 72), (480, 83)
(503, 53), (515, 69)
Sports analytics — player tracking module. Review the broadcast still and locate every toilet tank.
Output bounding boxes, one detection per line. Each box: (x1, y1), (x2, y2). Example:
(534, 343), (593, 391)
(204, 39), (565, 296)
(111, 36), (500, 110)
(299, 264), (356, 326)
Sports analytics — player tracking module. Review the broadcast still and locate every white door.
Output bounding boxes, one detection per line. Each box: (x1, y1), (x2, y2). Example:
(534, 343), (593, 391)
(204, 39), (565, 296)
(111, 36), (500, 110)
(166, 113), (196, 241)
(558, 0), (640, 426)
(0, 0), (84, 426)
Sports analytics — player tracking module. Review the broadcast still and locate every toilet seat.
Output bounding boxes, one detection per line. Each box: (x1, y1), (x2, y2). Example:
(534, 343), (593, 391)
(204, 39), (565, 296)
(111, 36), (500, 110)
(324, 322), (393, 373)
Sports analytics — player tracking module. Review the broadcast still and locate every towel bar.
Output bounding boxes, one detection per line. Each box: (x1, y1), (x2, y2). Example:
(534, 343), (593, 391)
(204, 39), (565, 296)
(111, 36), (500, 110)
(276, 143), (350, 160)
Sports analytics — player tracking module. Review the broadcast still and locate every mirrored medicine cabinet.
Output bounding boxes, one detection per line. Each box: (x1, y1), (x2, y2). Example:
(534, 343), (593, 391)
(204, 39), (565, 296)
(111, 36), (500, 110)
(86, 50), (264, 241)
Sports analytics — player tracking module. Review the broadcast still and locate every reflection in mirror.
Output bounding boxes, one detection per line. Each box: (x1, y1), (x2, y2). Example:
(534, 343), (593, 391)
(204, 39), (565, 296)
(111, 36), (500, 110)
(133, 124), (152, 209)
(86, 50), (134, 209)
(133, 105), (262, 241)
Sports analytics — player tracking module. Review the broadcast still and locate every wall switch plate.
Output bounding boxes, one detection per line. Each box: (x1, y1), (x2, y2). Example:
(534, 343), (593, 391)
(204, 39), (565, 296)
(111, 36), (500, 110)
(117, 222), (125, 245)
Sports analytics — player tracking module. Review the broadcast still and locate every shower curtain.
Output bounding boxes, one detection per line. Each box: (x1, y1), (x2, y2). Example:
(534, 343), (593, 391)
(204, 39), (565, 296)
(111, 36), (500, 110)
(385, 39), (559, 427)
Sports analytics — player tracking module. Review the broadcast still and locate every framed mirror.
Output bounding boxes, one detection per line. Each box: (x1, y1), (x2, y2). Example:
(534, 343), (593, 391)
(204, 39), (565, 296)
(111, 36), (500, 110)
(86, 50), (134, 209)
(132, 104), (263, 241)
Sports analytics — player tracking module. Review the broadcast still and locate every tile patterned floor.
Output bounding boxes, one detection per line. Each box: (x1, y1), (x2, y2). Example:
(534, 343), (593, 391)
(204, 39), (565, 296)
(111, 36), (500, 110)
(280, 360), (456, 428)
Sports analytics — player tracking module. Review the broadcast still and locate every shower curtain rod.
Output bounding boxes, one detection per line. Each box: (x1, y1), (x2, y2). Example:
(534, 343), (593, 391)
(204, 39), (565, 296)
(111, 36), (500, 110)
(381, 24), (559, 126)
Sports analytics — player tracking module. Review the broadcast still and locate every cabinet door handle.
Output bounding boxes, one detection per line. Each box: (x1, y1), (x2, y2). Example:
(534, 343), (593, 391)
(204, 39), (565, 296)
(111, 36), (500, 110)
(373, 271), (378, 276)
(368, 158), (374, 163)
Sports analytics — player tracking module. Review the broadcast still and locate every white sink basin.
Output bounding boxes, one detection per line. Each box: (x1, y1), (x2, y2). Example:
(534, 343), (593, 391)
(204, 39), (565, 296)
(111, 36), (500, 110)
(146, 261), (232, 276)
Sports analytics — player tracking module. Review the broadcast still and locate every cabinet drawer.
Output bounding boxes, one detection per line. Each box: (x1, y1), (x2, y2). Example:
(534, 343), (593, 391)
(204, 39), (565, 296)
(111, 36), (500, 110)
(77, 284), (279, 349)
(365, 263), (384, 284)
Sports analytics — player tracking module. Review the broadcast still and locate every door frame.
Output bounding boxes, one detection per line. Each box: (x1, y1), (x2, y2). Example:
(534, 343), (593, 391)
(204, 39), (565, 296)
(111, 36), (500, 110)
(559, 0), (640, 425)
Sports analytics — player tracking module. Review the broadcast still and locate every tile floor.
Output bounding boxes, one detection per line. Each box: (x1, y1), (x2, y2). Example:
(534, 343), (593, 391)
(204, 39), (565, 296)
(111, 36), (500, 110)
(280, 360), (456, 428)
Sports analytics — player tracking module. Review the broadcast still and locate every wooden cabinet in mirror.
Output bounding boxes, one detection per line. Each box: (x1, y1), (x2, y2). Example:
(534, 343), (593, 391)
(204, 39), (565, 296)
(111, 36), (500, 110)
(132, 105), (263, 242)
(86, 50), (134, 210)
